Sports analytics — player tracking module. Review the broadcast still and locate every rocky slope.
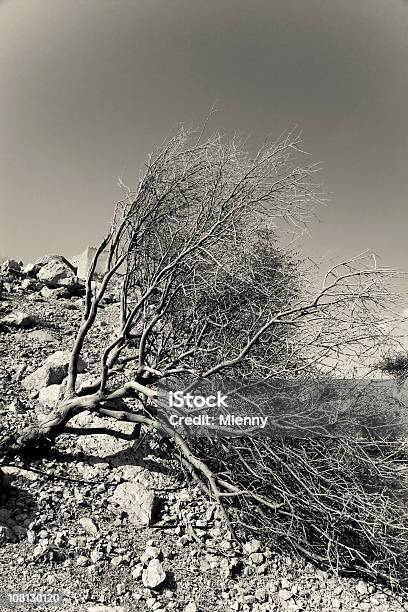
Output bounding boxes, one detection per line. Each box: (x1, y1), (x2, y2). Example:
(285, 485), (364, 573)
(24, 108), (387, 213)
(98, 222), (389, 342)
(0, 258), (407, 611)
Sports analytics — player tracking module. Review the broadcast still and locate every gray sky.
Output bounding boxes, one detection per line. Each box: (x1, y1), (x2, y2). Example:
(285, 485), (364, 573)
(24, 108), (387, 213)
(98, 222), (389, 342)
(1, 0), (407, 268)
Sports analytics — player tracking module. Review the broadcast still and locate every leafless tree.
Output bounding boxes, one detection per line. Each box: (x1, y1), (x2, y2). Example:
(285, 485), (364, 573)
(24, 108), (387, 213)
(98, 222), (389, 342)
(3, 126), (408, 586)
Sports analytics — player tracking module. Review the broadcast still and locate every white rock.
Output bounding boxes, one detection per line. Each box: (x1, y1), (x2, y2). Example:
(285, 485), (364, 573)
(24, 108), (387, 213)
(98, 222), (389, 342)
(356, 580), (368, 595)
(79, 517), (98, 535)
(116, 583), (126, 596)
(23, 263), (40, 276)
(1, 311), (38, 329)
(249, 552), (264, 565)
(76, 555), (90, 566)
(142, 559), (166, 589)
(110, 481), (156, 527)
(40, 286), (69, 299)
(38, 384), (64, 407)
(140, 546), (161, 565)
(37, 258), (77, 289)
(278, 589), (292, 602)
(22, 350), (86, 393)
(68, 411), (135, 458)
(90, 549), (104, 563)
(132, 563), (144, 579)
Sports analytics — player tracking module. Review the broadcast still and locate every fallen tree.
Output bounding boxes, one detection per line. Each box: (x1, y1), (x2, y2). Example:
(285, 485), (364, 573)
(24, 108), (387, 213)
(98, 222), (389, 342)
(2, 126), (408, 588)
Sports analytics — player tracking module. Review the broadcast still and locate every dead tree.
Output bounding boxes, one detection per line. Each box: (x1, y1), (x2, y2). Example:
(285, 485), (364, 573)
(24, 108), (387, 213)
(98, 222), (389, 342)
(4, 127), (408, 586)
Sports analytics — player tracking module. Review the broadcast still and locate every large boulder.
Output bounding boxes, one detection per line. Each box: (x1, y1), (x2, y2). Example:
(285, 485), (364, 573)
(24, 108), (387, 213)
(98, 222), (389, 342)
(35, 254), (76, 272)
(109, 481), (156, 527)
(22, 350), (87, 394)
(37, 258), (78, 289)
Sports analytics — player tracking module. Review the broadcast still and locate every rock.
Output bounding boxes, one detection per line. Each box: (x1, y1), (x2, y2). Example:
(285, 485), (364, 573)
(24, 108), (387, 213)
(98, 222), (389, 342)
(332, 598), (342, 609)
(37, 258), (78, 289)
(243, 539), (261, 554)
(45, 350), (84, 371)
(90, 549), (104, 563)
(110, 556), (123, 566)
(40, 286), (70, 299)
(116, 583), (126, 596)
(23, 263), (40, 276)
(20, 278), (41, 290)
(5, 399), (19, 414)
(1, 311), (38, 328)
(176, 535), (190, 548)
(38, 384), (65, 407)
(35, 254), (76, 272)
(244, 595), (256, 604)
(0, 523), (15, 542)
(117, 465), (144, 481)
(22, 350), (86, 393)
(140, 546), (161, 565)
(281, 578), (291, 590)
(11, 364), (26, 382)
(79, 517), (98, 535)
(255, 589), (267, 603)
(142, 559), (166, 589)
(1, 260), (21, 274)
(75, 373), (97, 393)
(76, 555), (90, 567)
(22, 363), (62, 393)
(110, 481), (156, 526)
(278, 589), (292, 602)
(356, 580), (368, 595)
(69, 411), (135, 457)
(132, 563), (144, 579)
(27, 330), (57, 343)
(184, 604), (198, 612)
(249, 552), (264, 565)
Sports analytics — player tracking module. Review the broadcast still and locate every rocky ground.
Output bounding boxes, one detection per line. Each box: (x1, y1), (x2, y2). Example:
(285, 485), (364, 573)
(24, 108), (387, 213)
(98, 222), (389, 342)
(1, 257), (408, 612)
